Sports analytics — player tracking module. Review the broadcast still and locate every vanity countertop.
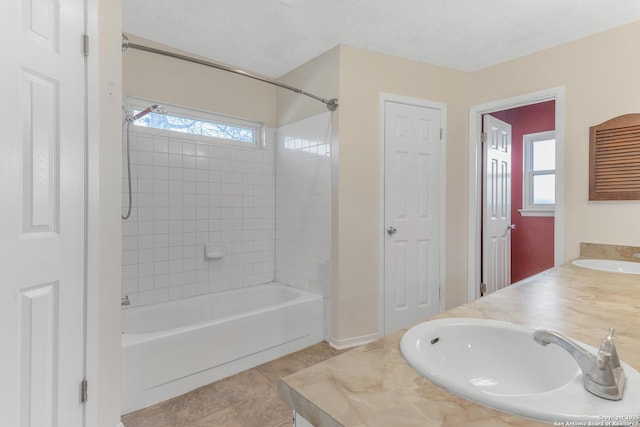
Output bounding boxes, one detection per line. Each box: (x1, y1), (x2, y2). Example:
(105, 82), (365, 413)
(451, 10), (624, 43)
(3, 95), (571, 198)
(278, 261), (640, 426)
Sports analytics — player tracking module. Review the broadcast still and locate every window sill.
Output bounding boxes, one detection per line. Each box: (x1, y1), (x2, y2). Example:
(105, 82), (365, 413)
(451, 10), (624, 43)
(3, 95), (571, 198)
(519, 209), (554, 217)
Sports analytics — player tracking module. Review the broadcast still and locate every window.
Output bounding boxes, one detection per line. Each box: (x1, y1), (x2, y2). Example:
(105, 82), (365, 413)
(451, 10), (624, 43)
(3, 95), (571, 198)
(521, 131), (555, 216)
(127, 98), (262, 146)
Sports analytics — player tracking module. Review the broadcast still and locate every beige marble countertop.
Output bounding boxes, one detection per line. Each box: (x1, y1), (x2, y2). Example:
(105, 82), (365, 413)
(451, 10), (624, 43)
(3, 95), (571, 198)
(278, 258), (640, 426)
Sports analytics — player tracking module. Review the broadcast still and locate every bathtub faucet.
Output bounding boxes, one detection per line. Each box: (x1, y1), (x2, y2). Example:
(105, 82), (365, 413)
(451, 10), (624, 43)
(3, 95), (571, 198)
(533, 327), (626, 400)
(121, 295), (131, 307)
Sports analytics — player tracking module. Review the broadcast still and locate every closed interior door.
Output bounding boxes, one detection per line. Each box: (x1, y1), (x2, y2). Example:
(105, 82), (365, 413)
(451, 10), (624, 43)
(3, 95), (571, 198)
(384, 101), (441, 334)
(0, 0), (87, 425)
(482, 114), (512, 295)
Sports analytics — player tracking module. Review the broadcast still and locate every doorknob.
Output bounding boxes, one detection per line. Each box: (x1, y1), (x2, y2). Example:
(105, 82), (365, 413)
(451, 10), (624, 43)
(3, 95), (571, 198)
(502, 224), (517, 237)
(387, 226), (397, 235)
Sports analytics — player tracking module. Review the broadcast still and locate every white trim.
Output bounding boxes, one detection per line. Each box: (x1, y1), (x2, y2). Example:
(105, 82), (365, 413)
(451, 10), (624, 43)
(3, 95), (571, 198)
(86, 1), (123, 425)
(519, 210), (554, 217)
(84, 0), (99, 425)
(378, 93), (447, 337)
(329, 333), (378, 350)
(467, 87), (566, 302)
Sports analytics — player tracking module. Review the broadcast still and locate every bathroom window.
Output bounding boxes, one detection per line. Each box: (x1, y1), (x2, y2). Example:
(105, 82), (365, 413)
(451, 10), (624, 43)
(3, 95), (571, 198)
(521, 131), (555, 217)
(127, 97), (262, 146)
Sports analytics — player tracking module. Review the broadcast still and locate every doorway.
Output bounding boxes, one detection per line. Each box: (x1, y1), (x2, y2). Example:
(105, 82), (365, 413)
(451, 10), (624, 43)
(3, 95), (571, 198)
(487, 101), (556, 290)
(468, 88), (566, 301)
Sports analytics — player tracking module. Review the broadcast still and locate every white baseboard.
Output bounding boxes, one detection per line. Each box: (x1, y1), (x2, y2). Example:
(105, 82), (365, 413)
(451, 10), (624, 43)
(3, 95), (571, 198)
(329, 333), (378, 350)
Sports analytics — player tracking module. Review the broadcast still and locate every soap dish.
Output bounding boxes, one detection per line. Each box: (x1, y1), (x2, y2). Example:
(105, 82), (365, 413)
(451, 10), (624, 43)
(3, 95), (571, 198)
(204, 244), (224, 259)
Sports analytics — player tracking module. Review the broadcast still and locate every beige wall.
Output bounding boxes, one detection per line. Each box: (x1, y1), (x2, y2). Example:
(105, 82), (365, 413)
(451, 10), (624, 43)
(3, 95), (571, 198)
(276, 46), (339, 126)
(123, 36), (277, 127)
(333, 46), (471, 343)
(470, 21), (640, 261)
(320, 22), (640, 344)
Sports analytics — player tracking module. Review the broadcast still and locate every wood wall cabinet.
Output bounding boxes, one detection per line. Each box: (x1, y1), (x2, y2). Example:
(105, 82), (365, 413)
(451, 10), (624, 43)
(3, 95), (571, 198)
(589, 113), (640, 200)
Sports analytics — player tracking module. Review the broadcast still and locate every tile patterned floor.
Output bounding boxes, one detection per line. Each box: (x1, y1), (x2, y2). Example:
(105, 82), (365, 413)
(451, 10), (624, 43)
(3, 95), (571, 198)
(121, 342), (345, 427)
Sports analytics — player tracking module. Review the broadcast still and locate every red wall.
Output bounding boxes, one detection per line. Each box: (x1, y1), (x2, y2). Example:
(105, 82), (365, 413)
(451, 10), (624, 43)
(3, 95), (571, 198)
(491, 100), (555, 283)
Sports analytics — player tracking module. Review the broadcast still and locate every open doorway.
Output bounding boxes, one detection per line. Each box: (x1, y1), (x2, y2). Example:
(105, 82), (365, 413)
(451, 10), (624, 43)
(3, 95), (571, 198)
(487, 101), (555, 288)
(468, 88), (566, 301)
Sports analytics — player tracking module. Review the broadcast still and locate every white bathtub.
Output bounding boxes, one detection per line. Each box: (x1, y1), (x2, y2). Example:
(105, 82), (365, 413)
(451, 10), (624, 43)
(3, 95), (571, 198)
(121, 282), (323, 414)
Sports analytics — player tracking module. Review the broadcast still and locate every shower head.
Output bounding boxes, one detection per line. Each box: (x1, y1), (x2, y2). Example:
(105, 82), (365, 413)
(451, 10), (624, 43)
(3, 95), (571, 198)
(133, 104), (165, 120)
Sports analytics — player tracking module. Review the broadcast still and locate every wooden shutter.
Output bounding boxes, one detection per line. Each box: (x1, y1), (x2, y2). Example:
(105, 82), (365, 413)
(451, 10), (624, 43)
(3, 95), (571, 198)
(589, 113), (640, 200)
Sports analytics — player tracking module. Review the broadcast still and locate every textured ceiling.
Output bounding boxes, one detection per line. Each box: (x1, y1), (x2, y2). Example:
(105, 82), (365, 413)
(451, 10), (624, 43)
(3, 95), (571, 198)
(123, 0), (640, 78)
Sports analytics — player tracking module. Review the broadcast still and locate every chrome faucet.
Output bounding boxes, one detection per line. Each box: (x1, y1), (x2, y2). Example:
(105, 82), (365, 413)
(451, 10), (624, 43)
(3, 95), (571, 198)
(121, 295), (131, 306)
(533, 327), (626, 400)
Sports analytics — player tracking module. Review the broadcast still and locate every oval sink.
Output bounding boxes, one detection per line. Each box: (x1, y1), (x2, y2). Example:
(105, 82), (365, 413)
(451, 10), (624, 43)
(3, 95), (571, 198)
(400, 318), (640, 423)
(573, 259), (640, 274)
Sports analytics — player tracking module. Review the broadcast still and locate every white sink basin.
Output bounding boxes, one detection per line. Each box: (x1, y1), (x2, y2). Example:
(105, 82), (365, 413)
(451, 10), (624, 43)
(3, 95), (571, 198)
(400, 318), (640, 423)
(573, 259), (640, 274)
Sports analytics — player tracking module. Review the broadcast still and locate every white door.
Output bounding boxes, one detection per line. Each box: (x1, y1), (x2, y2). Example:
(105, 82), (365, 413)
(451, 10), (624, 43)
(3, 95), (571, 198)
(384, 101), (442, 334)
(0, 0), (87, 425)
(482, 115), (512, 295)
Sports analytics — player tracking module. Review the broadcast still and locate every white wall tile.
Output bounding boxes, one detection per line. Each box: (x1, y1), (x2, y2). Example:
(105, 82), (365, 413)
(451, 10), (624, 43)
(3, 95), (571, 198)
(138, 276), (154, 292)
(154, 138), (168, 154)
(169, 154), (182, 168)
(122, 278), (138, 294)
(154, 289), (169, 303)
(182, 142), (196, 156)
(183, 156), (196, 169)
(169, 141), (182, 154)
(122, 129), (278, 306)
(138, 291), (154, 305)
(138, 262), (154, 278)
(275, 111), (332, 311)
(137, 136), (154, 152)
(138, 151), (154, 166)
(168, 287), (182, 300)
(138, 249), (154, 264)
(155, 274), (169, 289)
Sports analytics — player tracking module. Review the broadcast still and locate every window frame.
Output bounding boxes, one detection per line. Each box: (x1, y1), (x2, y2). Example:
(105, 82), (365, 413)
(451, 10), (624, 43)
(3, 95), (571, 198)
(521, 130), (556, 217)
(125, 97), (264, 148)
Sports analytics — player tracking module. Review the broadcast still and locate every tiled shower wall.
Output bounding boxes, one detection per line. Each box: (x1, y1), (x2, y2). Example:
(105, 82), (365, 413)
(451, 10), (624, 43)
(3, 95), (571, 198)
(120, 111), (332, 316)
(275, 112), (332, 337)
(121, 128), (275, 306)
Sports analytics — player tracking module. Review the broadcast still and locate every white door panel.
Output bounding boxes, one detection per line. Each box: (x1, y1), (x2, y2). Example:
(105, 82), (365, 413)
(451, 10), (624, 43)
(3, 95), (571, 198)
(384, 101), (441, 334)
(1, 0), (86, 425)
(482, 115), (512, 295)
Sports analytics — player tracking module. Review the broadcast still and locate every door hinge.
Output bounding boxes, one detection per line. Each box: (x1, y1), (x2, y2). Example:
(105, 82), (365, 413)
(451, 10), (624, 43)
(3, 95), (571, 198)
(480, 282), (487, 295)
(440, 128), (443, 140)
(82, 34), (90, 57)
(81, 378), (88, 403)
(481, 132), (487, 143)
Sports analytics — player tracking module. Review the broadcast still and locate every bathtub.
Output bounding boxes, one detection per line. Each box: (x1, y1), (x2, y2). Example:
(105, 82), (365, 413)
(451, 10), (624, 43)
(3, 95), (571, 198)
(121, 282), (323, 414)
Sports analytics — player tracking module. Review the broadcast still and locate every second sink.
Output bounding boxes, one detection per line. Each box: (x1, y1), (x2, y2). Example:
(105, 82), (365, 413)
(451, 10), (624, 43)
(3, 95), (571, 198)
(573, 259), (640, 274)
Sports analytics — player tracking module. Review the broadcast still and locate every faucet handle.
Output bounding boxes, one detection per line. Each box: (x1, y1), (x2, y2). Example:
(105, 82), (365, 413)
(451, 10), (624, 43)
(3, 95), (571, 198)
(598, 327), (621, 368)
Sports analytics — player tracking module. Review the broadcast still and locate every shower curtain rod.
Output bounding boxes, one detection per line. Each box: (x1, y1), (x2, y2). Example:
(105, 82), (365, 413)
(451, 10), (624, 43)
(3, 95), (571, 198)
(122, 38), (339, 111)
